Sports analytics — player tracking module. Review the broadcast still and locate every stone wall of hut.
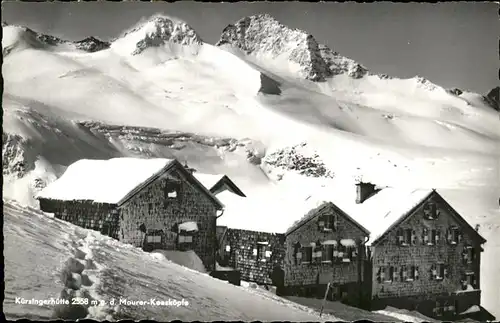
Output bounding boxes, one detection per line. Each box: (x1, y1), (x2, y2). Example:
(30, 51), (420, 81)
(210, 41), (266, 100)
(219, 228), (286, 285)
(118, 169), (219, 272)
(38, 198), (120, 239)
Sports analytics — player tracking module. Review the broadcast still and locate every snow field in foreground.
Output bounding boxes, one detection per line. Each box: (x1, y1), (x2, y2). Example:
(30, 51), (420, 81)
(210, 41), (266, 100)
(3, 200), (340, 321)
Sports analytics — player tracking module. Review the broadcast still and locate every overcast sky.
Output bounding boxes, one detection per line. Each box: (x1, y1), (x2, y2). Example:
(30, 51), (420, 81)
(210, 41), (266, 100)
(2, 1), (498, 93)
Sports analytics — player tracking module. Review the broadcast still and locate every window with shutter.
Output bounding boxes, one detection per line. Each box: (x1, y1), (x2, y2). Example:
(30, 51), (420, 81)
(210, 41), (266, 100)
(322, 244), (333, 263)
(467, 247), (476, 263)
(313, 243), (323, 263)
(430, 264), (437, 280)
(319, 213), (337, 231)
(144, 229), (163, 251)
(377, 267), (386, 283)
(409, 265), (417, 280)
(430, 229), (437, 245)
(256, 242), (268, 261)
(423, 228), (429, 245)
(437, 264), (445, 280)
(448, 227), (461, 244)
(397, 229), (404, 245)
(177, 229), (194, 251)
(165, 181), (181, 200)
(389, 266), (395, 282)
(302, 246), (313, 263)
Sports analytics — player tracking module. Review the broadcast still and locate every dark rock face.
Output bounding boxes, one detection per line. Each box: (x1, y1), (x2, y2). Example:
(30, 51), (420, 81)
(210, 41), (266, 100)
(485, 86), (500, 111)
(74, 37), (110, 53)
(216, 14), (369, 82)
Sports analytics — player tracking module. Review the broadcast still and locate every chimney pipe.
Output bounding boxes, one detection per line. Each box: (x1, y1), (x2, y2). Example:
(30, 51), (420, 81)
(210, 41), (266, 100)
(356, 182), (377, 204)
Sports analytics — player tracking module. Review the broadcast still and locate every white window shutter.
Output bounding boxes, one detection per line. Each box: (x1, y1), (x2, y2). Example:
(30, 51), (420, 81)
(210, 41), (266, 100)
(185, 236), (193, 243)
(252, 248), (257, 256)
(225, 245), (231, 252)
(178, 235), (185, 243)
(265, 250), (272, 258)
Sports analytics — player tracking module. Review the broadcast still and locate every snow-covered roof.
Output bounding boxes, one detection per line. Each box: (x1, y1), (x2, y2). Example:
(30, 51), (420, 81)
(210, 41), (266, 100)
(217, 180), (437, 245)
(216, 190), (335, 234)
(290, 185), (433, 245)
(37, 158), (175, 204)
(336, 187), (433, 245)
(193, 173), (225, 191)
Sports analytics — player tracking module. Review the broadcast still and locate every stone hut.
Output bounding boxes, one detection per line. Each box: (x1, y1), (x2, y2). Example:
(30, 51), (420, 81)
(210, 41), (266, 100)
(37, 157), (224, 271)
(315, 182), (487, 320)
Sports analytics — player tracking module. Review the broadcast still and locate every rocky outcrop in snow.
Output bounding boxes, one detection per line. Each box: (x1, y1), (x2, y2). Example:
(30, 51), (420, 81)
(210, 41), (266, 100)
(263, 143), (335, 178)
(2, 133), (31, 178)
(73, 36), (110, 52)
(485, 86), (500, 112)
(446, 88), (463, 96)
(216, 14), (368, 82)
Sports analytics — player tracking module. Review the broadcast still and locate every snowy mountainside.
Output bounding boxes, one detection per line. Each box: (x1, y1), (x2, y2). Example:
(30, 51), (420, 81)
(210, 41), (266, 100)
(217, 14), (500, 143)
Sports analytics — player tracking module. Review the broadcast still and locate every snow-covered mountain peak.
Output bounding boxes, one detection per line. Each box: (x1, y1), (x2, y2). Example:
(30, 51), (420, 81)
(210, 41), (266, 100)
(216, 14), (368, 81)
(412, 76), (441, 91)
(111, 15), (202, 55)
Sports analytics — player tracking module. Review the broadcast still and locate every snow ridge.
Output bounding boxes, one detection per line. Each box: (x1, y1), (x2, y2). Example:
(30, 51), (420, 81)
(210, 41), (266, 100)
(216, 13), (368, 81)
(2, 25), (110, 54)
(113, 15), (202, 55)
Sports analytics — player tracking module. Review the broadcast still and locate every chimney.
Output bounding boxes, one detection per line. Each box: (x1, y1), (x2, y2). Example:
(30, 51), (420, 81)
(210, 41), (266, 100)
(356, 182), (377, 204)
(183, 161), (197, 174)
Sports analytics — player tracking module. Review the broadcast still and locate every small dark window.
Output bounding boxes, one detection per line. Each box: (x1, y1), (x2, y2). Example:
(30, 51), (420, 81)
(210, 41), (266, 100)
(438, 264), (446, 279)
(423, 202), (440, 220)
(318, 213), (337, 231)
(165, 181), (181, 200)
(293, 242), (302, 265)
